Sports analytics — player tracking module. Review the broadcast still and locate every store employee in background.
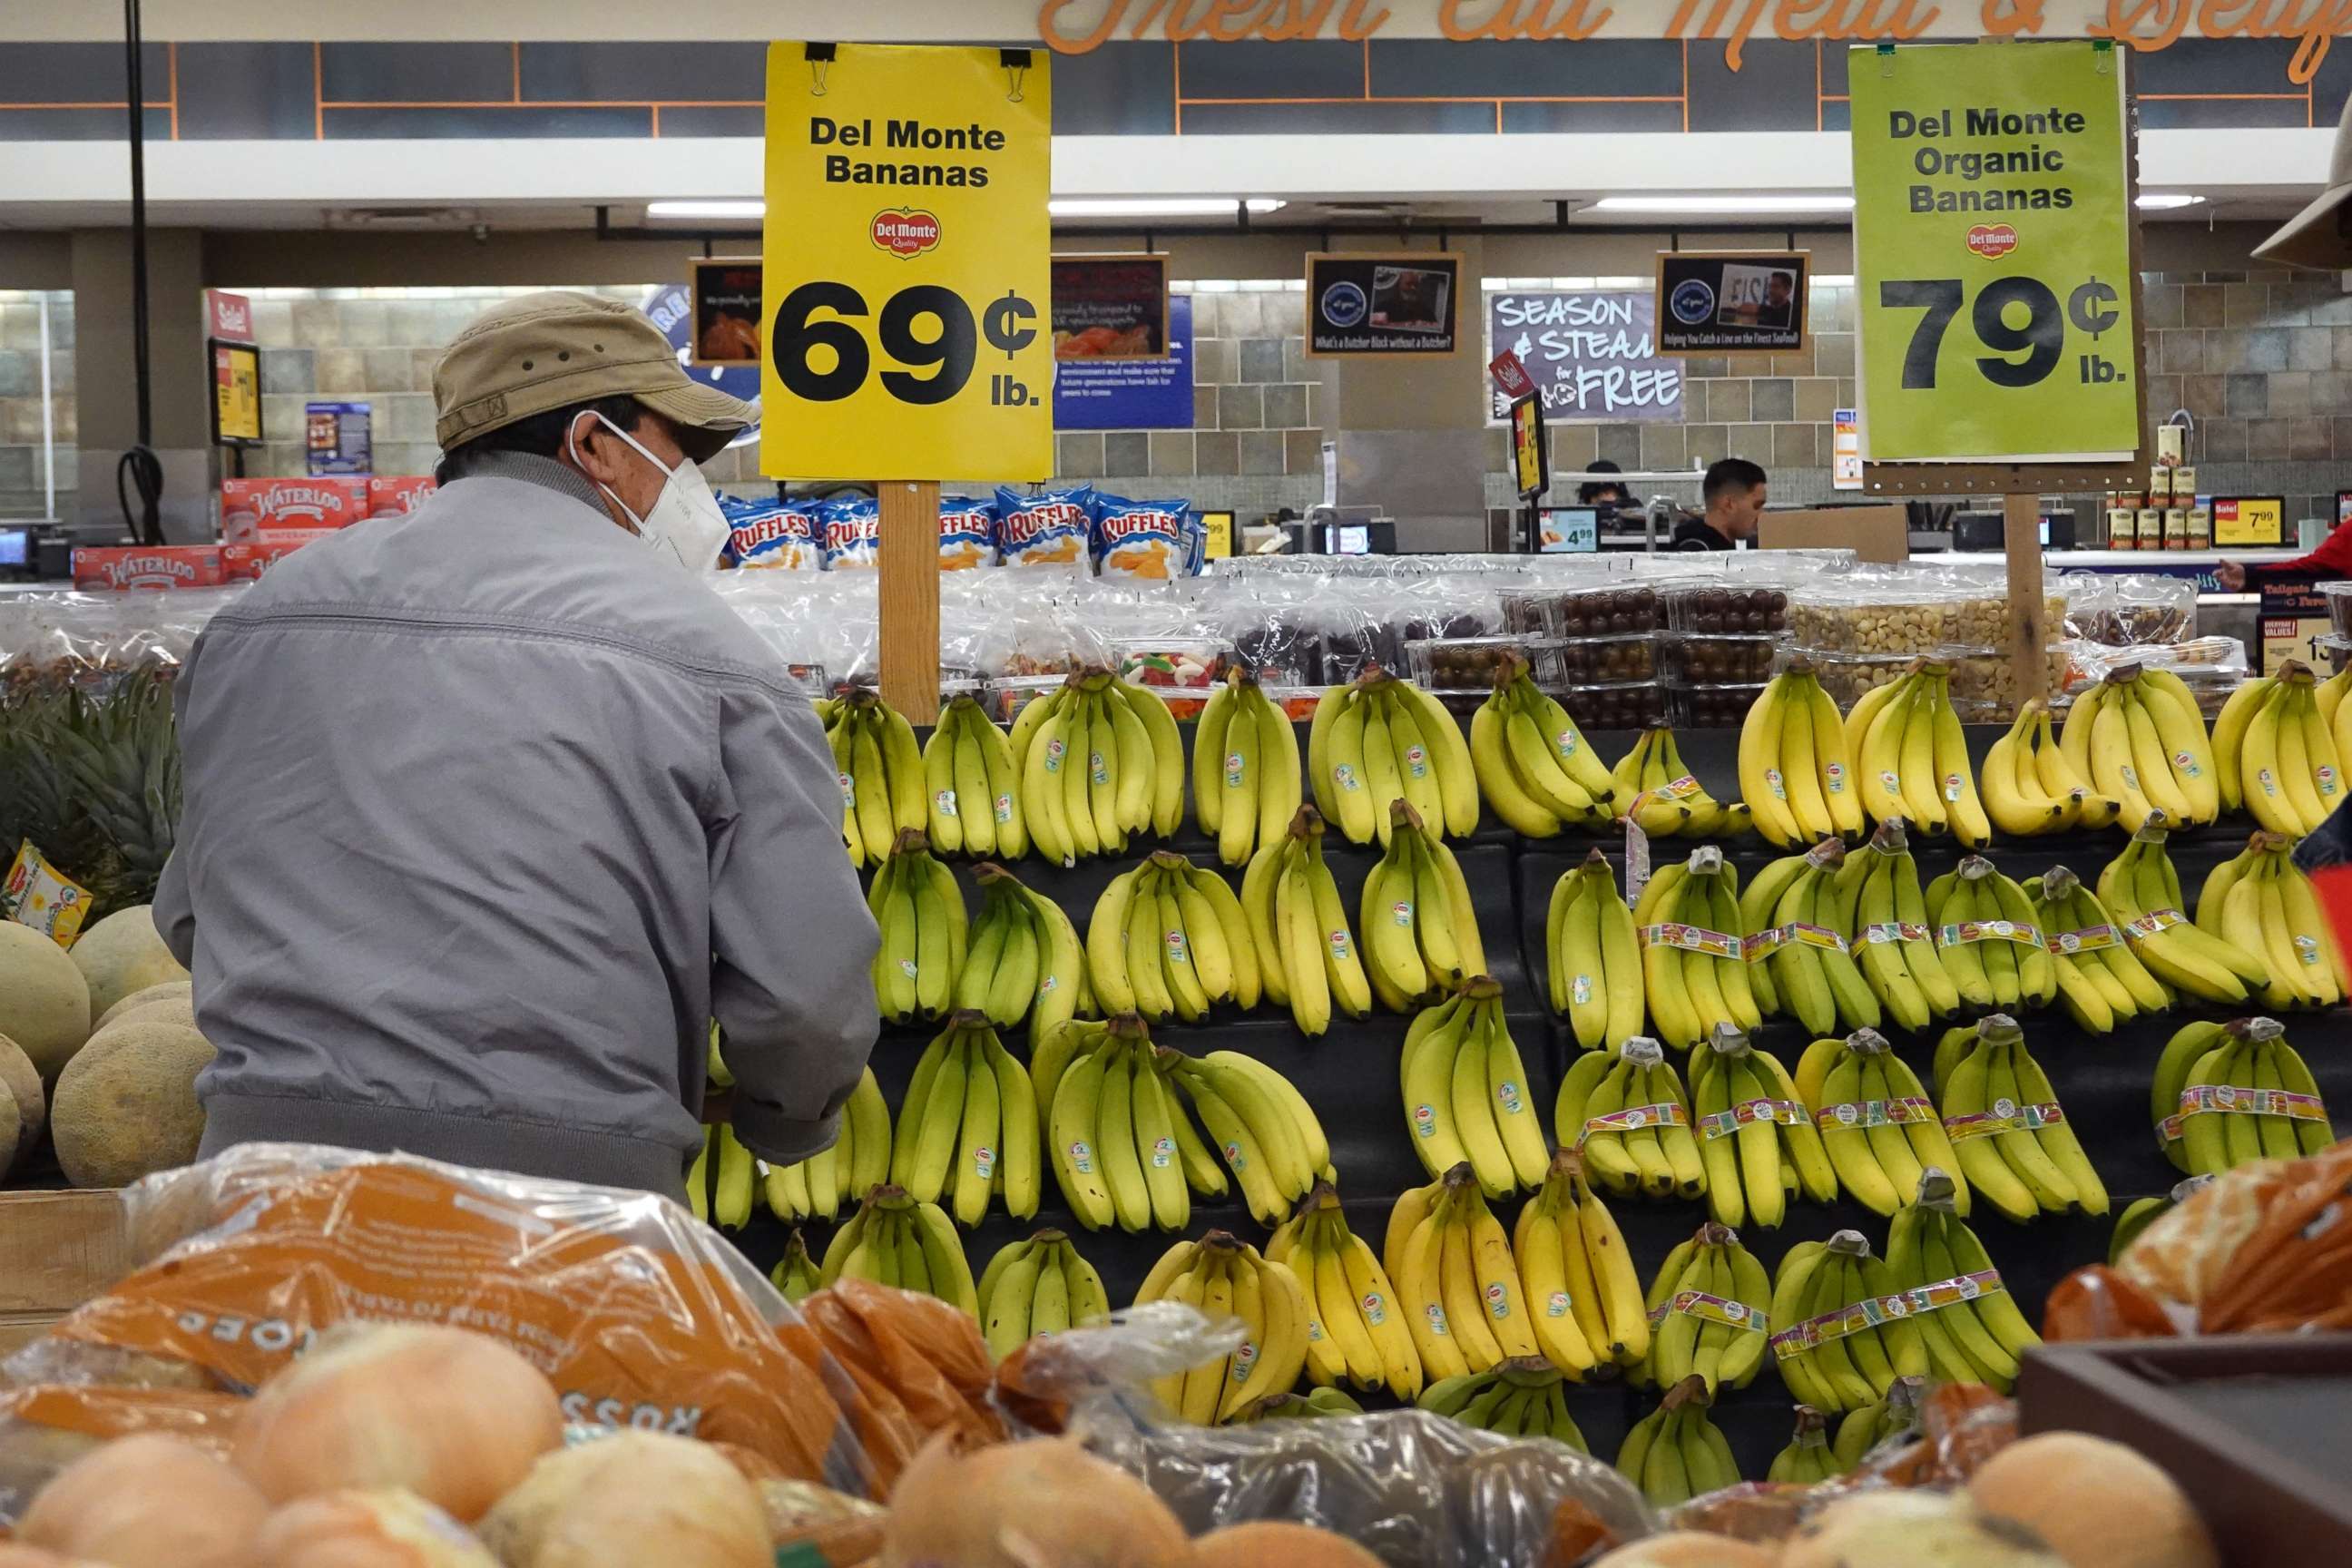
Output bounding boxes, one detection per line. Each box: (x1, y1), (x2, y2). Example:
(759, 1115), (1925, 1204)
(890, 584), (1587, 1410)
(154, 293), (878, 1202)
(2214, 529), (2352, 592)
(1673, 457), (1769, 550)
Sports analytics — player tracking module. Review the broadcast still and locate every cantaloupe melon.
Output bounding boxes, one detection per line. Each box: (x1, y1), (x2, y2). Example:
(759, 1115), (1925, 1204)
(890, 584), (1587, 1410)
(0, 923), (92, 1084)
(1969, 1432), (2220, 1568)
(0, 1034), (44, 1169)
(68, 907), (188, 1024)
(93, 995), (196, 1037)
(95, 980), (191, 1033)
(50, 1020), (213, 1188)
(1190, 1522), (1384, 1568)
(1592, 1533), (1779, 1568)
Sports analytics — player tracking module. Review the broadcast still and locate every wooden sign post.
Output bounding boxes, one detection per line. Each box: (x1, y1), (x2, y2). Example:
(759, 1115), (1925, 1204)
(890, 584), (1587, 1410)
(879, 481), (944, 718)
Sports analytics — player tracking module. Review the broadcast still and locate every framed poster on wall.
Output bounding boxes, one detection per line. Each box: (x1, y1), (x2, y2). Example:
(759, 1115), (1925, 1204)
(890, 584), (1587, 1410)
(1051, 253), (1170, 360)
(1304, 252), (1460, 357)
(1655, 250), (1808, 354)
(690, 259), (763, 368)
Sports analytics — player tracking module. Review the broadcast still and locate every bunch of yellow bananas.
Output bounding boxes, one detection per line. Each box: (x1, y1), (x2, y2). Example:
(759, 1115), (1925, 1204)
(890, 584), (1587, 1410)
(1739, 661), (1866, 847)
(1132, 1230), (1311, 1424)
(976, 1230), (1112, 1360)
(867, 832), (967, 1025)
(1632, 847), (1762, 1050)
(1886, 1170), (2041, 1391)
(1159, 1043), (1331, 1225)
(1397, 978), (1550, 1198)
(892, 1011), (1039, 1227)
(2061, 665), (2222, 829)
(1930, 1015), (2106, 1222)
(1554, 1038), (1705, 1200)
(1193, 668), (1304, 867)
(1240, 805), (1371, 1036)
(1767, 1406), (1842, 1483)
(818, 1184), (980, 1315)
(821, 691), (928, 867)
(1033, 1017), (1228, 1210)
(769, 1230), (820, 1304)
(919, 691), (1029, 858)
(1010, 671), (1186, 865)
(1465, 653), (1619, 837)
(2023, 866), (2168, 1034)
(1382, 1164), (1541, 1380)
(1836, 821), (1960, 1031)
(1618, 1377), (1740, 1507)
(956, 864), (1086, 1044)
(1925, 856), (2057, 1013)
(1086, 850), (1260, 1024)
(1040, 1016), (1195, 1233)
(1768, 1231), (1928, 1415)
(2196, 831), (2347, 1010)
(1981, 698), (2119, 834)
(760, 1066), (891, 1223)
(1612, 727), (1750, 838)
(2154, 1017), (2334, 1177)
(1545, 849), (1646, 1051)
(1268, 1184), (1423, 1400)
(2098, 827), (2271, 1004)
(1691, 1025), (1837, 1230)
(686, 1122), (757, 1230)
(1794, 1028), (1969, 1220)
(1363, 800), (1487, 1011)
(1830, 1377), (1926, 1471)
(1744, 840), (1879, 1038)
(1416, 1360), (1588, 1450)
(1634, 1222), (1773, 1400)
(1308, 671), (1481, 846)
(1506, 1151), (1651, 1377)
(1845, 662), (1991, 846)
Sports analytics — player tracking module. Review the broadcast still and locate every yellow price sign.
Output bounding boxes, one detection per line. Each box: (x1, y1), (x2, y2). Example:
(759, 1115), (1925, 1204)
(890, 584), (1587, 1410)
(760, 43), (1053, 483)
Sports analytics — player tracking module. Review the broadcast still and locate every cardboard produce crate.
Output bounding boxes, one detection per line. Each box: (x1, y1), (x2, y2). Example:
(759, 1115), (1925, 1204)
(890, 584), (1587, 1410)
(0, 1190), (130, 1355)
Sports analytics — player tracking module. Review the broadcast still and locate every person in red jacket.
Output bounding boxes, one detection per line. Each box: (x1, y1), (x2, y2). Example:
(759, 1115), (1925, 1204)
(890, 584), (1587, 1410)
(2214, 525), (2352, 591)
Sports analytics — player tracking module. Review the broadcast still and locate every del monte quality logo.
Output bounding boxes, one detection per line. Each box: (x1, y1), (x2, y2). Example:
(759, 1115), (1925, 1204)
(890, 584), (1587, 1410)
(871, 209), (942, 258)
(1966, 223), (2019, 260)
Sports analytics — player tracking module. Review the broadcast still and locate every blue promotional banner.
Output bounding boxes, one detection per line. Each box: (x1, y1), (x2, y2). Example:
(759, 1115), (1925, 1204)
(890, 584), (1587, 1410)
(1054, 295), (1194, 430)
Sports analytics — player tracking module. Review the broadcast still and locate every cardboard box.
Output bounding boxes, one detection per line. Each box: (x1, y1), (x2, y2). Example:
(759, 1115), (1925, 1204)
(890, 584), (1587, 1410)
(72, 545), (225, 592)
(0, 1190), (130, 1314)
(220, 477), (368, 543)
(221, 539), (312, 582)
(366, 475), (436, 520)
(1756, 505), (1910, 564)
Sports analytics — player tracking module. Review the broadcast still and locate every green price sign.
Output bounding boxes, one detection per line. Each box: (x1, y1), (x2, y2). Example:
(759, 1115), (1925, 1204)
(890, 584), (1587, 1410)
(1850, 42), (2140, 463)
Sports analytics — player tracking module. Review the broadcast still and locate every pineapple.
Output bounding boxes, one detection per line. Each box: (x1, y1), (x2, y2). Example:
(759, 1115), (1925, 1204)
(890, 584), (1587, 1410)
(0, 678), (181, 915)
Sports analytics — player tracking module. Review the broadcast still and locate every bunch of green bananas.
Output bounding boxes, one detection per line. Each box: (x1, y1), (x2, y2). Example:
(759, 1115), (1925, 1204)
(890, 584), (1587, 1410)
(1267, 1183), (1423, 1399)
(1611, 726), (1751, 838)
(1886, 1169), (2040, 1391)
(1766, 1405), (1843, 1484)
(1631, 848), (1762, 1051)
(1087, 849), (1260, 1024)
(892, 1011), (1039, 1227)
(2154, 1016), (2334, 1177)
(1691, 1024), (1837, 1230)
(1506, 1151), (1651, 1376)
(1466, 653), (1619, 837)
(1618, 1376), (1740, 1506)
(1384, 1164), (1541, 1380)
(1397, 978), (1549, 1199)
(955, 864), (1086, 1044)
(1635, 1222), (1771, 1399)
(2024, 866), (2169, 1034)
(1240, 805), (1371, 1036)
(1981, 698), (2119, 835)
(820, 691), (927, 868)
(1845, 661), (1992, 846)
(1193, 667), (1305, 867)
(2060, 666), (2220, 830)
(1794, 1028), (1969, 1220)
(1363, 800), (1487, 1011)
(976, 1230), (1112, 1359)
(761, 1066), (891, 1223)
(686, 1122), (757, 1230)
(1554, 1038), (1704, 1200)
(2197, 831), (2347, 1010)
(867, 831), (968, 1025)
(1738, 660), (1866, 847)
(1237, 1387), (1364, 1421)
(1417, 1358), (1588, 1451)
(918, 691), (1029, 858)
(1042, 1017), (1195, 1232)
(769, 1230), (820, 1304)
(1132, 1230), (1311, 1424)
(1769, 1231), (1928, 1415)
(2111, 1176), (2210, 1264)
(1926, 856), (2057, 1014)
(1834, 821), (1960, 1032)
(1545, 849), (1645, 1050)
(1009, 671), (1185, 865)
(1831, 1376), (1926, 1471)
(2098, 826), (2271, 1005)
(1931, 1014), (2106, 1222)
(1748, 839), (1880, 1038)
(818, 1185), (980, 1315)
(1308, 670), (1481, 847)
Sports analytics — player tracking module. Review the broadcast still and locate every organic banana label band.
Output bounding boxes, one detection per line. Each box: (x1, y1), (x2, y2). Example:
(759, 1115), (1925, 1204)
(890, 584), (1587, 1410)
(1699, 1100), (1810, 1140)
(2123, 909), (2188, 937)
(1943, 1101), (2067, 1141)
(1638, 922), (1743, 959)
(1812, 1097), (1936, 1130)
(1657, 1289), (1769, 1337)
(1578, 1102), (1690, 1149)
(1744, 922), (1849, 961)
(1936, 918), (2045, 947)
(2045, 924), (2121, 954)
(2159, 1085), (2327, 1146)
(1769, 1268), (2005, 1358)
(1857, 921), (1932, 946)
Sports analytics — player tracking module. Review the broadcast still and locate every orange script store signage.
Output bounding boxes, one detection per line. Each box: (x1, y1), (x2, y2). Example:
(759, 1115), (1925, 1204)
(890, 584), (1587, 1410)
(1037, 0), (2352, 81)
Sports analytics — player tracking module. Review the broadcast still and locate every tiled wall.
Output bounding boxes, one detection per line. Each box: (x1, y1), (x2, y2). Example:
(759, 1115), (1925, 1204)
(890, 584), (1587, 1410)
(0, 292), (74, 520)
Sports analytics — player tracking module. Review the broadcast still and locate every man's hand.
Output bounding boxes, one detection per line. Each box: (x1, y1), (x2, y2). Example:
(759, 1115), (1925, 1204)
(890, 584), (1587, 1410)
(2215, 561), (2248, 592)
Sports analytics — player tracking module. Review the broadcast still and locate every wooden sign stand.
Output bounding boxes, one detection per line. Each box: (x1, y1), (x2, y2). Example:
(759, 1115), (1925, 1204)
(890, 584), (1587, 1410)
(878, 480), (943, 719)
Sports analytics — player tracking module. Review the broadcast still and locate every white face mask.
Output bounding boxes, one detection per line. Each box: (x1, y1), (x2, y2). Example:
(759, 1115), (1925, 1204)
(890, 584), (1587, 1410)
(567, 411), (730, 573)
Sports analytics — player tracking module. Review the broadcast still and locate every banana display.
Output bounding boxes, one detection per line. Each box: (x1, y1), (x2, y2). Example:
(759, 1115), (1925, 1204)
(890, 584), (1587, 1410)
(1886, 1170), (2042, 1391)
(892, 1012), (1040, 1226)
(2062, 665), (2222, 830)
(1509, 1151), (1652, 1375)
(1240, 805), (1372, 1036)
(1691, 1025), (1838, 1229)
(1618, 1376), (1740, 1507)
(1087, 850), (1261, 1024)
(1636, 1222), (1772, 1398)
(1132, 1230), (1312, 1424)
(760, 1067), (892, 1223)
(1981, 699), (2116, 835)
(1932, 1014), (2107, 1222)
(2210, 661), (2344, 836)
(1846, 662), (1991, 846)
(769, 1231), (820, 1304)
(1554, 1037), (1705, 1200)
(2154, 1017), (2335, 1176)
(976, 1230), (1113, 1359)
(822, 691), (928, 867)
(1831, 1377), (1926, 1472)
(1843, 820), (1961, 1032)
(1011, 671), (1186, 865)
(1416, 1358), (1588, 1451)
(920, 691), (1029, 859)
(2111, 1175), (2211, 1263)
(957, 864), (1087, 1043)
(1546, 850), (1646, 1050)
(1612, 727), (1751, 839)
(2099, 826), (2273, 1005)
(1739, 661), (1866, 847)
(867, 832), (969, 1025)
(1467, 654), (1621, 837)
(1795, 1029), (1968, 1220)
(1926, 856), (2056, 1014)
(1397, 978), (1551, 1198)
(1767, 1406), (1843, 1483)
(1156, 1044), (1331, 1226)
(817, 1185), (981, 1314)
(1041, 1018), (1195, 1232)
(2196, 831), (2348, 1011)
(1632, 847), (1762, 1050)
(1768, 1231), (1927, 1415)
(1268, 1185), (1424, 1399)
(1362, 801), (1488, 1011)
(2026, 866), (2169, 1034)
(1381, 1164), (1550, 1381)
(1193, 667), (1305, 867)
(1747, 839), (1879, 1037)
(1309, 670), (1481, 846)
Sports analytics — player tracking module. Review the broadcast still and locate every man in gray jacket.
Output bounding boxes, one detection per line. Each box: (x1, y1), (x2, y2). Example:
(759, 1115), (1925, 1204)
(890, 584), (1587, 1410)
(154, 292), (878, 1201)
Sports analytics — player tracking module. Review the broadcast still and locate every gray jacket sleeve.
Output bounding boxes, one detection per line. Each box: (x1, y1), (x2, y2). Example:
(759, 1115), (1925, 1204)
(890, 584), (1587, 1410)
(710, 682), (879, 1165)
(154, 645), (201, 970)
